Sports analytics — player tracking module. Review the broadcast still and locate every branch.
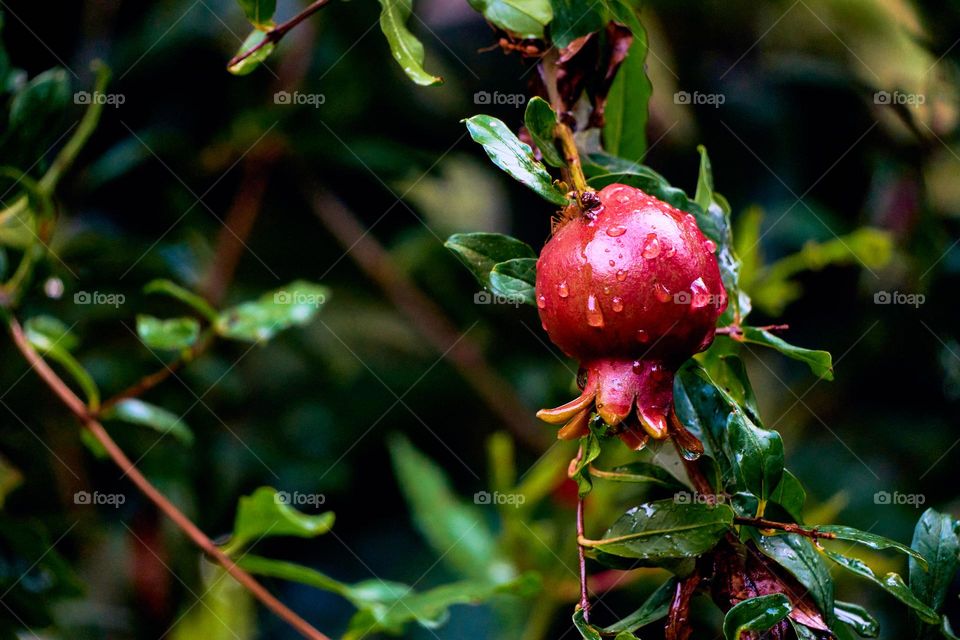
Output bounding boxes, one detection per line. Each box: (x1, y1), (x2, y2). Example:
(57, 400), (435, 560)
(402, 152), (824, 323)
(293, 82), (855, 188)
(227, 0), (333, 70)
(5, 315), (331, 640)
(715, 323), (789, 337)
(574, 445), (590, 622)
(733, 516), (837, 540)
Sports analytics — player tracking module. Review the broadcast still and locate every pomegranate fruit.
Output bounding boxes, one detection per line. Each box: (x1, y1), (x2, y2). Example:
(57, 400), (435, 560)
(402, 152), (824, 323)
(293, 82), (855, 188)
(535, 183), (727, 450)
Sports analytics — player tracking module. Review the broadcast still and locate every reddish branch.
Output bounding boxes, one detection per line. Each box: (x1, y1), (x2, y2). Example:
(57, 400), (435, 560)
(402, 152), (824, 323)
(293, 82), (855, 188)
(227, 0), (333, 70)
(6, 317), (331, 640)
(733, 516), (836, 540)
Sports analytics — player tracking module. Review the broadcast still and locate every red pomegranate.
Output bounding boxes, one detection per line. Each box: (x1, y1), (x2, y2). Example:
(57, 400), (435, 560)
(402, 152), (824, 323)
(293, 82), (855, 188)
(535, 183), (727, 450)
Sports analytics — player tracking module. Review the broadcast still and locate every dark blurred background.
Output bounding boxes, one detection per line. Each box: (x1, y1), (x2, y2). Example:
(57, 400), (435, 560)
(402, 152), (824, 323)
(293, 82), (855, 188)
(0, 0), (958, 637)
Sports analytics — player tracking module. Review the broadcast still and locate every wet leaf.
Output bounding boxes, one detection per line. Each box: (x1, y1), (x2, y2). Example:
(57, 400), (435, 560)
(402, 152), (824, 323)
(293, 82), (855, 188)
(464, 115), (568, 205)
(723, 593), (792, 640)
(834, 600), (879, 638)
(104, 399), (193, 446)
(600, 577), (677, 633)
(725, 411), (783, 503)
(489, 257), (536, 305)
(444, 232), (536, 289)
(215, 280), (328, 342)
(752, 532), (834, 619)
(136, 315), (199, 351)
(523, 97), (564, 167)
(910, 509), (959, 614)
(377, 0), (443, 86)
(769, 470), (806, 522)
(738, 327), (833, 381)
(818, 525), (928, 567)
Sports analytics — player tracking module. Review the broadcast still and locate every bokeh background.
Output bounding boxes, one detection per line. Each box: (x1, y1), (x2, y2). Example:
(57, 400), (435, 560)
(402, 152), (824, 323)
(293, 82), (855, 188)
(0, 0), (958, 638)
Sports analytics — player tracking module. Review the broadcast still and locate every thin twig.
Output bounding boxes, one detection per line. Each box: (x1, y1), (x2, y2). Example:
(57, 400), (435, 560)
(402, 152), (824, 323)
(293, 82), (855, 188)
(733, 516), (836, 540)
(540, 50), (593, 205)
(573, 444), (590, 622)
(5, 316), (331, 640)
(715, 323), (790, 337)
(227, 0), (333, 70)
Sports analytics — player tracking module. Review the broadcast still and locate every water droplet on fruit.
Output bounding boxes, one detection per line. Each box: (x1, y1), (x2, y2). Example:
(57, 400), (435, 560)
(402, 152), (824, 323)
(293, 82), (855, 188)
(704, 239), (717, 253)
(616, 269), (627, 282)
(663, 241), (676, 258)
(608, 259), (616, 267)
(690, 277), (710, 309)
(606, 225), (627, 237)
(685, 213), (696, 225)
(557, 282), (569, 298)
(602, 285), (611, 294)
(586, 294), (604, 328)
(617, 195), (630, 203)
(612, 297), (624, 312)
(536, 294), (546, 309)
(636, 329), (650, 343)
(654, 283), (671, 302)
(642, 233), (661, 259)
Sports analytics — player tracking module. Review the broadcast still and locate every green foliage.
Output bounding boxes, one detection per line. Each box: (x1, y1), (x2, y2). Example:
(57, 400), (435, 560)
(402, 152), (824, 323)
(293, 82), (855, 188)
(909, 509), (960, 629)
(23, 315), (100, 410)
(490, 257), (537, 305)
(377, 0), (443, 86)
(214, 280), (329, 342)
(466, 0), (553, 38)
(603, 33), (652, 163)
(736, 327), (833, 380)
(103, 398), (194, 446)
(569, 430), (602, 496)
(598, 577), (676, 634)
(235, 0), (276, 29)
(444, 232), (538, 303)
(834, 600), (880, 638)
(722, 593), (792, 640)
(752, 532), (834, 618)
(227, 30), (276, 76)
(136, 314), (200, 351)
(524, 97), (564, 167)
(224, 486), (335, 554)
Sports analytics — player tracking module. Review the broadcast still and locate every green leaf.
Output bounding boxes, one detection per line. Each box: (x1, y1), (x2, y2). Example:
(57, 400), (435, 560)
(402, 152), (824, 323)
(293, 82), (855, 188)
(549, 0), (606, 48)
(103, 399), (193, 446)
(834, 600), (879, 638)
(227, 30), (276, 76)
(377, 0), (443, 86)
(817, 525), (928, 567)
(910, 509), (960, 618)
(235, 0), (275, 28)
(136, 315), (200, 351)
(489, 258), (536, 305)
(694, 143), (715, 212)
(523, 97), (564, 167)
(588, 462), (687, 491)
(603, 36), (651, 164)
(24, 316), (99, 410)
(237, 555), (349, 594)
(943, 616), (960, 640)
(822, 549), (939, 623)
(464, 115), (568, 205)
(569, 431), (602, 497)
(738, 327), (834, 381)
(226, 487), (334, 554)
(769, 470), (806, 522)
(215, 280), (328, 342)
(144, 279), (218, 322)
(752, 533), (834, 618)
(725, 412), (783, 502)
(586, 499), (734, 560)
(722, 594), (792, 640)
(673, 364), (735, 481)
(171, 566), (255, 640)
(388, 434), (512, 582)
(8, 68), (70, 160)
(444, 232), (536, 289)
(573, 608), (602, 640)
(466, 0), (553, 38)
(600, 577), (676, 633)
(698, 353), (761, 425)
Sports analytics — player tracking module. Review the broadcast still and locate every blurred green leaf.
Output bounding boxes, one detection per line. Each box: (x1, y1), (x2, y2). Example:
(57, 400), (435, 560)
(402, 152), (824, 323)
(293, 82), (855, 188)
(549, 0), (606, 49)
(489, 257), (536, 305)
(445, 232), (536, 290)
(236, 0), (275, 29)
(171, 566), (255, 640)
(24, 316), (99, 410)
(225, 487), (334, 554)
(388, 434), (514, 582)
(464, 115), (567, 205)
(818, 525), (927, 567)
(144, 279), (218, 322)
(589, 462), (687, 491)
(599, 577), (676, 633)
(7, 68), (70, 160)
(910, 509), (959, 614)
(215, 280), (328, 342)
(822, 549), (939, 623)
(466, 0), (552, 38)
(834, 600), (879, 638)
(737, 327), (834, 380)
(104, 398), (193, 446)
(604, 37), (651, 164)
(136, 314), (200, 351)
(587, 499), (733, 560)
(752, 533), (834, 618)
(227, 30), (276, 76)
(377, 0), (443, 86)
(0, 455), (22, 508)
(722, 593), (792, 640)
(523, 97), (564, 167)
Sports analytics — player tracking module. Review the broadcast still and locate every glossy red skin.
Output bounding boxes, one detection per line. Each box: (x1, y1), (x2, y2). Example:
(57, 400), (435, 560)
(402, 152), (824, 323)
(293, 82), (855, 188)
(535, 184), (727, 441)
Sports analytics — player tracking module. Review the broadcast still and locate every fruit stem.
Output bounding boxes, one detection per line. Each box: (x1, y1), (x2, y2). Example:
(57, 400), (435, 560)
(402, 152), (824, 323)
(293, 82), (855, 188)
(574, 443), (591, 622)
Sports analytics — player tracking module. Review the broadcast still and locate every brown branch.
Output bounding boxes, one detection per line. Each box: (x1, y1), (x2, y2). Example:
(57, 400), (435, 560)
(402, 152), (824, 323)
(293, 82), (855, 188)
(227, 0), (333, 70)
(716, 323), (789, 337)
(309, 190), (549, 450)
(6, 316), (331, 640)
(733, 516), (836, 540)
(574, 445), (591, 622)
